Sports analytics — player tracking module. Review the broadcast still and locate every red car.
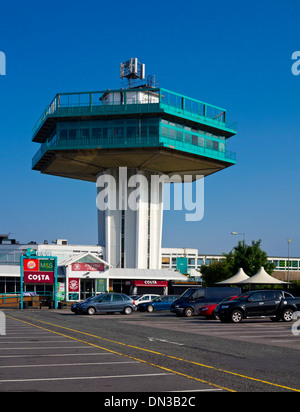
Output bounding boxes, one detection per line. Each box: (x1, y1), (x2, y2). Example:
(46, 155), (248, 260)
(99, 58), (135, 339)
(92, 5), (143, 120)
(199, 296), (239, 319)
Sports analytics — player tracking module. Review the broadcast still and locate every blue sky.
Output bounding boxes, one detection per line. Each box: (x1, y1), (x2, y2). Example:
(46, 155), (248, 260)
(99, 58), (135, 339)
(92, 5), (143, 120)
(0, 0), (299, 257)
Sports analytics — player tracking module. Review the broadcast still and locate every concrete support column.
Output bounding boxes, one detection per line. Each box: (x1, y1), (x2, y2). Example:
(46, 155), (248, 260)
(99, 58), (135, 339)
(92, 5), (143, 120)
(97, 168), (164, 269)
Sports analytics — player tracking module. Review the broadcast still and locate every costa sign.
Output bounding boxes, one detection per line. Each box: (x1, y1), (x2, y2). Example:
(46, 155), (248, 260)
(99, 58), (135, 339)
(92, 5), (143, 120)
(23, 258), (55, 284)
(20, 251), (58, 309)
(132, 280), (168, 287)
(23, 272), (54, 284)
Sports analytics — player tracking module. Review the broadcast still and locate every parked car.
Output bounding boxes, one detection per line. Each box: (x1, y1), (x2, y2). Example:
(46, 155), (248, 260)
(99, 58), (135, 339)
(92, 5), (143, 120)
(170, 287), (241, 317)
(198, 296), (239, 319)
(213, 290), (300, 323)
(71, 296), (95, 314)
(72, 293), (136, 315)
(139, 295), (180, 312)
(130, 294), (160, 309)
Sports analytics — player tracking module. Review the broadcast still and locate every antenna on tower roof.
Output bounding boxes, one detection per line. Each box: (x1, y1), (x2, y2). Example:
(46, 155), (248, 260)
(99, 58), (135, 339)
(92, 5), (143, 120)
(120, 58), (145, 88)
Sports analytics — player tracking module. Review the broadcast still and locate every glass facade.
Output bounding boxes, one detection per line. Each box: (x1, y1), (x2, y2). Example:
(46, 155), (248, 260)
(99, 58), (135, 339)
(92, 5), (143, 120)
(160, 119), (226, 154)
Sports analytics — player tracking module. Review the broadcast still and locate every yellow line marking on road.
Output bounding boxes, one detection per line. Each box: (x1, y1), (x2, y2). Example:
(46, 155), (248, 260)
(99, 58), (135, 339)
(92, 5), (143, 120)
(7, 315), (300, 392)
(6, 315), (232, 392)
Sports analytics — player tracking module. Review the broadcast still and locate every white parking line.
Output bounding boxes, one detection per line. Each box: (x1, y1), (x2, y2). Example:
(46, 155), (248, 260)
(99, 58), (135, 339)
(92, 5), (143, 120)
(238, 335), (295, 339)
(0, 346), (93, 350)
(0, 340), (77, 344)
(0, 361), (140, 368)
(0, 353), (111, 358)
(0, 372), (172, 383)
(170, 388), (223, 392)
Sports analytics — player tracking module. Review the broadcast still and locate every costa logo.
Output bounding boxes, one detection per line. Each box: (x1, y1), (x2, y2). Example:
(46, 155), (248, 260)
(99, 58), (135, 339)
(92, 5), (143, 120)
(27, 274), (51, 282)
(144, 280), (157, 285)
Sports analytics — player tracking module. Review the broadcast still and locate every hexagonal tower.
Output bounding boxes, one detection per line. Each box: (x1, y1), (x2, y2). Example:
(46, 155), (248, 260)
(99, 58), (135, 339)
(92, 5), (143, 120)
(32, 58), (236, 269)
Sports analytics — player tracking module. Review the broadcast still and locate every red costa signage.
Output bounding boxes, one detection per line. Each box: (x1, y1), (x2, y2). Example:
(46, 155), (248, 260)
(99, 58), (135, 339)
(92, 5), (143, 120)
(133, 280), (168, 287)
(23, 271), (54, 284)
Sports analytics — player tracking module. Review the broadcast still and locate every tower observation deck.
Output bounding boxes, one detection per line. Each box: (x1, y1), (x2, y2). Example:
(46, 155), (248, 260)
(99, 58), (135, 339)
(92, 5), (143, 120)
(32, 59), (236, 269)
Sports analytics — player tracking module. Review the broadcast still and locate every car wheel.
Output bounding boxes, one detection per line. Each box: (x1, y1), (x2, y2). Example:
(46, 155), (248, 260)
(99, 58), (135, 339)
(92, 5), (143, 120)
(282, 308), (294, 322)
(184, 307), (194, 317)
(231, 310), (243, 323)
(87, 306), (96, 316)
(147, 305), (154, 313)
(124, 306), (133, 315)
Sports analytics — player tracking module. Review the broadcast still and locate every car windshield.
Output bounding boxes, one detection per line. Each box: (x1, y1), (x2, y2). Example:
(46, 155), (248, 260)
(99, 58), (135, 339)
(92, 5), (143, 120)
(219, 295), (237, 304)
(83, 296), (96, 303)
(180, 289), (195, 298)
(235, 292), (252, 301)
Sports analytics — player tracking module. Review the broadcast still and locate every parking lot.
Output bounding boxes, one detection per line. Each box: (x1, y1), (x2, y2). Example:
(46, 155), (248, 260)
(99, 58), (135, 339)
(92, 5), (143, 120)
(1, 309), (300, 393)
(121, 313), (300, 350)
(0, 315), (224, 393)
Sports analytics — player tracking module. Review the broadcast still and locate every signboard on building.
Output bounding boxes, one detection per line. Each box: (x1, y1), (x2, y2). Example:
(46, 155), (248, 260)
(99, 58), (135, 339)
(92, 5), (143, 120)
(68, 278), (80, 293)
(71, 262), (104, 272)
(96, 278), (107, 293)
(177, 257), (188, 275)
(132, 280), (168, 287)
(23, 258), (55, 284)
(20, 250), (57, 309)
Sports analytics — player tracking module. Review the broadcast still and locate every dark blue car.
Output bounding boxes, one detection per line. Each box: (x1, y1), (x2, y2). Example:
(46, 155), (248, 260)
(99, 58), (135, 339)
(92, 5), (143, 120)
(139, 295), (180, 312)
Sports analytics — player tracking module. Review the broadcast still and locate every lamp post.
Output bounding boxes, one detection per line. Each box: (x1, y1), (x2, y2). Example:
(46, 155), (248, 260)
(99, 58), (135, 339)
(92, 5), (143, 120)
(287, 238), (291, 286)
(231, 232), (246, 245)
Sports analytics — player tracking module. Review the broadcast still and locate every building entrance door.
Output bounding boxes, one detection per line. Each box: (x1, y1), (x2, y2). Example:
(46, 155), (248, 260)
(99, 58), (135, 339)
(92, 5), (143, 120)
(80, 279), (95, 300)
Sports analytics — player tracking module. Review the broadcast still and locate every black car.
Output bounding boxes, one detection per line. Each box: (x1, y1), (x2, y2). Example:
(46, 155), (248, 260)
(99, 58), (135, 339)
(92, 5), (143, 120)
(214, 290), (300, 323)
(170, 287), (241, 317)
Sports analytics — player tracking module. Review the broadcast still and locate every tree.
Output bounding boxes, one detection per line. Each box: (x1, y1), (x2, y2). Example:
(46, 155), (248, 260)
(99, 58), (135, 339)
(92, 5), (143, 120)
(200, 240), (275, 286)
(223, 239), (275, 277)
(200, 260), (231, 286)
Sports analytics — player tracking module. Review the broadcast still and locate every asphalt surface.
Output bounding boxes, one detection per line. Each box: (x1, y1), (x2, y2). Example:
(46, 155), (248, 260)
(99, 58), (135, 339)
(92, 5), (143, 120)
(0, 308), (300, 394)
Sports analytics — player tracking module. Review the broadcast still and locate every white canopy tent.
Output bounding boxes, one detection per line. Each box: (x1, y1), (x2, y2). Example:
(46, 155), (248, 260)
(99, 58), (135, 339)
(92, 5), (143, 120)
(216, 268), (249, 285)
(238, 266), (289, 285)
